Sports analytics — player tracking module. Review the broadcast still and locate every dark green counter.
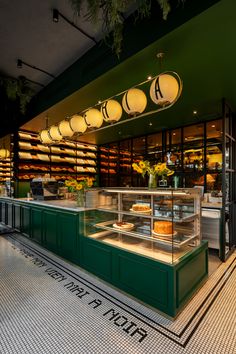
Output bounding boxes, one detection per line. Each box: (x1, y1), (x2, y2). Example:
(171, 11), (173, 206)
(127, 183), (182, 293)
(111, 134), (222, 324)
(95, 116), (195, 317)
(0, 197), (208, 317)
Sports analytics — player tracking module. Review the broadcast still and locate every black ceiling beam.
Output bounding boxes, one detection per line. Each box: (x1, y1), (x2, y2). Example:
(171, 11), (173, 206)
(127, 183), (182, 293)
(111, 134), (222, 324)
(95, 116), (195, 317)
(52, 8), (98, 45)
(17, 59), (56, 79)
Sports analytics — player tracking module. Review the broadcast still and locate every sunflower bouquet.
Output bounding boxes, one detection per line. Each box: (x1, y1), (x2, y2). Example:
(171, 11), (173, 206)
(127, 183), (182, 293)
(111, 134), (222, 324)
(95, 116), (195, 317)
(132, 160), (174, 178)
(65, 176), (94, 192)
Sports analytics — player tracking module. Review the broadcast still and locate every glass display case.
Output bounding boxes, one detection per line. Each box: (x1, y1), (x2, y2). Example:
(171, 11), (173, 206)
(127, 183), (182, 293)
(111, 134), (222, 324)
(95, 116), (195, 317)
(84, 187), (201, 264)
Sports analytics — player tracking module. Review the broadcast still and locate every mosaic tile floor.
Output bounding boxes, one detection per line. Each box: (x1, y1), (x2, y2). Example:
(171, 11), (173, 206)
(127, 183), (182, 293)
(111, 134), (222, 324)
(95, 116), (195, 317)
(0, 230), (236, 354)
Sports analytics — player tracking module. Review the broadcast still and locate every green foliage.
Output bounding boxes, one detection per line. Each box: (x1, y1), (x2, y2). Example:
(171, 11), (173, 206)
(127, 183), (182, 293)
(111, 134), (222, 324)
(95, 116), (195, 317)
(69, 0), (186, 56)
(0, 76), (34, 114)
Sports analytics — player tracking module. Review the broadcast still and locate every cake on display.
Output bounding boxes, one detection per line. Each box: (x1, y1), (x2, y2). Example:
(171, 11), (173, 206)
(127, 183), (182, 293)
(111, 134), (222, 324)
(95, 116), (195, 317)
(153, 221), (173, 235)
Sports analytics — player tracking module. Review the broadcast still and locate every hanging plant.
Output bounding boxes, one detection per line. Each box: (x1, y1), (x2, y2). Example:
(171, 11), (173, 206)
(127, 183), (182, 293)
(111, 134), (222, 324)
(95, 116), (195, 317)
(0, 75), (34, 115)
(69, 0), (186, 56)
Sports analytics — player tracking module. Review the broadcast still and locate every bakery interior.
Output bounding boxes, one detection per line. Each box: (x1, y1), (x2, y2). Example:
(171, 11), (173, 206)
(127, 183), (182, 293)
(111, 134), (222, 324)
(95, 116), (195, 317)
(0, 0), (236, 319)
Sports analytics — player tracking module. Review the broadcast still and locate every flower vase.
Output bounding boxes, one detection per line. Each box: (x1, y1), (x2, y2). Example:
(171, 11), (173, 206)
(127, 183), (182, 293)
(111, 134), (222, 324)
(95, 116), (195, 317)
(159, 176), (168, 187)
(148, 174), (157, 189)
(76, 190), (85, 207)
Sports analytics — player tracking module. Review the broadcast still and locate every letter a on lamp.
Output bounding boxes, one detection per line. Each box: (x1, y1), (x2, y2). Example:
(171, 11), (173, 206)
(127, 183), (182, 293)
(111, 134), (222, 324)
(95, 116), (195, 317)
(150, 73), (179, 106)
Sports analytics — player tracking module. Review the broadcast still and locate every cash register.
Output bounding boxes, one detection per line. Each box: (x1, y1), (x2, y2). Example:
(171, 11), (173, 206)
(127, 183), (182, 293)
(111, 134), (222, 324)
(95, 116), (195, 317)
(30, 176), (58, 200)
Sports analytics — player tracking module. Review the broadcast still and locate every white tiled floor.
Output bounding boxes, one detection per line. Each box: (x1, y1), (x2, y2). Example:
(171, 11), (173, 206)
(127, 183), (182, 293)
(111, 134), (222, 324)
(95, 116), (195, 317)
(0, 229), (235, 354)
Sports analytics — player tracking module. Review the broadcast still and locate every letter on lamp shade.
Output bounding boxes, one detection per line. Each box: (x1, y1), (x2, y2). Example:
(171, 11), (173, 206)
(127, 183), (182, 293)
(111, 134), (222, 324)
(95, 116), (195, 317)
(150, 73), (179, 106)
(48, 125), (63, 141)
(101, 99), (122, 122)
(0, 149), (10, 159)
(84, 108), (103, 128)
(122, 88), (147, 115)
(58, 120), (74, 137)
(39, 129), (53, 144)
(69, 114), (87, 133)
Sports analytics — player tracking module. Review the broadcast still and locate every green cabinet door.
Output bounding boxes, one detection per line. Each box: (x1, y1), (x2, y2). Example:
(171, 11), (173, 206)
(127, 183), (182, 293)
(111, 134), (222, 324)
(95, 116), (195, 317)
(58, 212), (79, 263)
(21, 206), (31, 237)
(43, 210), (58, 252)
(31, 208), (43, 244)
(13, 204), (21, 231)
(6, 202), (13, 227)
(2, 202), (7, 225)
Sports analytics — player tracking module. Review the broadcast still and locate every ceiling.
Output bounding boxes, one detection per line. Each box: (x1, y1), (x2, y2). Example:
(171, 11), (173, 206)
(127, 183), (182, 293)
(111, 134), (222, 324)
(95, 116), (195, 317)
(1, 0), (234, 146)
(0, 0), (103, 90)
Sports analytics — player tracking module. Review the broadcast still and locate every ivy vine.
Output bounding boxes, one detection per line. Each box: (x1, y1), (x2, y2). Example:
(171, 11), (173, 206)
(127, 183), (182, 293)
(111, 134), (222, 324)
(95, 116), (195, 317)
(70, 0), (186, 56)
(0, 75), (34, 114)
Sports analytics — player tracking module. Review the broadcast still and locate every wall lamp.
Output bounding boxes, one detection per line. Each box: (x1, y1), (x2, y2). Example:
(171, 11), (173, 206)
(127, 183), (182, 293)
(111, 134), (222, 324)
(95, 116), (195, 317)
(52, 8), (97, 44)
(17, 59), (56, 79)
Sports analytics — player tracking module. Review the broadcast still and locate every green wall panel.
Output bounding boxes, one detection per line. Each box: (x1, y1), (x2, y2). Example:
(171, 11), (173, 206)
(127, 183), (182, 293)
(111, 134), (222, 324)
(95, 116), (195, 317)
(81, 238), (112, 281)
(21, 206), (31, 237)
(58, 212), (79, 263)
(31, 208), (43, 244)
(43, 210), (58, 252)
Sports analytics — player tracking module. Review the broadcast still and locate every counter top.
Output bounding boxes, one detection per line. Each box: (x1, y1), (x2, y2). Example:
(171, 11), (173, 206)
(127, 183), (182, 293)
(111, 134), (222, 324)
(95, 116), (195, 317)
(0, 197), (90, 212)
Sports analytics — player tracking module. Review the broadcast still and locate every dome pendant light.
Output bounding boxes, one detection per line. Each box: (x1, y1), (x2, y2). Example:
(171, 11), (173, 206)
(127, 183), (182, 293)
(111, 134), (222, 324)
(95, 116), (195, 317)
(69, 114), (87, 133)
(122, 88), (147, 115)
(58, 120), (74, 137)
(101, 99), (122, 122)
(150, 73), (179, 106)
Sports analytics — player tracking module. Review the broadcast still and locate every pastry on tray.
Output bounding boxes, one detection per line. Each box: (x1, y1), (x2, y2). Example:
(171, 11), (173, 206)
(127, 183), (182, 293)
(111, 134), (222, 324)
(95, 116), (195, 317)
(131, 204), (151, 212)
(113, 221), (134, 230)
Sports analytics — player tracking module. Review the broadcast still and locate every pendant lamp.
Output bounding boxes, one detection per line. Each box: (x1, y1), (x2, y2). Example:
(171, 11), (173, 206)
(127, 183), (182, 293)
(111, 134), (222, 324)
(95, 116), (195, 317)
(101, 99), (122, 122)
(48, 125), (63, 141)
(122, 88), (147, 115)
(84, 109), (103, 128)
(58, 120), (74, 137)
(150, 73), (179, 106)
(69, 114), (87, 133)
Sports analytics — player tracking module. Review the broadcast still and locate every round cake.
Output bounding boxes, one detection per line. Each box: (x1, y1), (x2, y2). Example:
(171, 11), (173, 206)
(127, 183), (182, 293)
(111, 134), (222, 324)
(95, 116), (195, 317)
(154, 221), (173, 235)
(132, 204), (150, 212)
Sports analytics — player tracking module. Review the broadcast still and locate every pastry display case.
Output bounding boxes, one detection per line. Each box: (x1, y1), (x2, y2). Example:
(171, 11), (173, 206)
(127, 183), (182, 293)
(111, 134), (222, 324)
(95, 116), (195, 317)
(84, 187), (201, 264)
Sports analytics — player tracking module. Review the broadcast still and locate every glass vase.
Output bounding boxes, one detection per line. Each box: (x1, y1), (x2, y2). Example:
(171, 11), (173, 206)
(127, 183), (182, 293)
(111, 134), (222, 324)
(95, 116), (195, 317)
(76, 190), (85, 207)
(148, 174), (157, 189)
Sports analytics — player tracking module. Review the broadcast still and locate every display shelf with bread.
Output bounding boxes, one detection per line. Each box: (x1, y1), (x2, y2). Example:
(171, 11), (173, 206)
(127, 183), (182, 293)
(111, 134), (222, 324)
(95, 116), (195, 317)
(83, 187), (202, 263)
(15, 130), (98, 181)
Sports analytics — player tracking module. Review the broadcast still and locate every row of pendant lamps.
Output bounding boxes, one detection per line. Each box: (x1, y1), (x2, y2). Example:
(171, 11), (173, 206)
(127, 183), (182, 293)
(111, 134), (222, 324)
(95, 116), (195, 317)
(39, 73), (180, 144)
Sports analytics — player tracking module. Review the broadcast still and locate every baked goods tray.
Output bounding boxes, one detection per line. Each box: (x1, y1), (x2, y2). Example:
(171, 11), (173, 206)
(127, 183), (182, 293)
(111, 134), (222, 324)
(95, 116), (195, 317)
(94, 220), (158, 243)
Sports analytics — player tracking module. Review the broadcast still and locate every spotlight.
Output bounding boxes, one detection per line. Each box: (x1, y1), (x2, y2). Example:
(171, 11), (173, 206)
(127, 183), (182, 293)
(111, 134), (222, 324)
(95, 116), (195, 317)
(53, 9), (59, 22)
(17, 59), (22, 68)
